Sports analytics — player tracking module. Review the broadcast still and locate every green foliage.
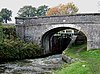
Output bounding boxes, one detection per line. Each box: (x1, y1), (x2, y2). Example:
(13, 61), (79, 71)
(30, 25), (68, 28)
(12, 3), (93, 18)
(0, 27), (3, 42)
(54, 62), (92, 74)
(54, 44), (100, 74)
(0, 39), (42, 62)
(0, 25), (16, 39)
(0, 25), (43, 62)
(0, 8), (12, 23)
(17, 6), (36, 17)
(17, 5), (49, 17)
(36, 5), (49, 16)
(0, 14), (3, 23)
(64, 44), (86, 58)
(80, 50), (100, 74)
(0, 22), (2, 26)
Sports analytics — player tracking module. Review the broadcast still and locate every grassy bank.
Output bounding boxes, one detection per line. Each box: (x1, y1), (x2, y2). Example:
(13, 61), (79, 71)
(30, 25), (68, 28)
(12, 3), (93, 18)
(54, 44), (100, 74)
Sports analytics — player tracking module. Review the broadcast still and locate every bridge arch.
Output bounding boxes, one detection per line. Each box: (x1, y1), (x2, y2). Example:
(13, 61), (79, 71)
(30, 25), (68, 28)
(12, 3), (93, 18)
(41, 24), (87, 54)
(16, 13), (100, 53)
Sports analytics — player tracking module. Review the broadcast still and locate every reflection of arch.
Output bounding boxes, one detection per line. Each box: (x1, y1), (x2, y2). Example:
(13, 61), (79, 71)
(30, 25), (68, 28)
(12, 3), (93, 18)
(41, 25), (87, 54)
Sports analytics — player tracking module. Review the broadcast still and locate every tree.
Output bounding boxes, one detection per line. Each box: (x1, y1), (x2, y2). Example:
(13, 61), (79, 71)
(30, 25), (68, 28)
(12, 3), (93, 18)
(0, 8), (12, 23)
(59, 3), (78, 15)
(46, 7), (60, 16)
(46, 2), (78, 16)
(0, 13), (3, 23)
(17, 6), (36, 17)
(36, 5), (49, 16)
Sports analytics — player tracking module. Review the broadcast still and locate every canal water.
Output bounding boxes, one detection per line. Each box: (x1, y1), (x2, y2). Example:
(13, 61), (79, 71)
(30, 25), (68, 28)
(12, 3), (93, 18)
(0, 54), (64, 74)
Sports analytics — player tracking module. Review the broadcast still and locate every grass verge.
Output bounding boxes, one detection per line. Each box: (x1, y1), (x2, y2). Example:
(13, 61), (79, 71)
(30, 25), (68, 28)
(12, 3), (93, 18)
(53, 44), (100, 74)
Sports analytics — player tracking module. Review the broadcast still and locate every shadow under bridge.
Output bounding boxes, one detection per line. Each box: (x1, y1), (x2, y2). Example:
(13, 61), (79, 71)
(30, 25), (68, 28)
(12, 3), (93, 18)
(41, 27), (87, 54)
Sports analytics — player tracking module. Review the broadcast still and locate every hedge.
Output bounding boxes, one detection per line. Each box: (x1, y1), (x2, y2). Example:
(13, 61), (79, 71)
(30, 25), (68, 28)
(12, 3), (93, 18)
(0, 25), (43, 63)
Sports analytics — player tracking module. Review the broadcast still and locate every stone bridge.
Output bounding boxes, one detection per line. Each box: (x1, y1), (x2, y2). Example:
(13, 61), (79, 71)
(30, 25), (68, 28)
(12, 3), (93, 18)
(15, 13), (100, 54)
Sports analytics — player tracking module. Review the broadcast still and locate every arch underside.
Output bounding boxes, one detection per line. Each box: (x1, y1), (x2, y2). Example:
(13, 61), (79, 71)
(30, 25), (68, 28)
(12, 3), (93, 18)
(41, 26), (87, 54)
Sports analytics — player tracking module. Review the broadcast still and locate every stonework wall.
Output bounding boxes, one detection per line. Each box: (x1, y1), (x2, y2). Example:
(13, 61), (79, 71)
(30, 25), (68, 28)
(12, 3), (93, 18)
(16, 13), (100, 25)
(15, 13), (100, 53)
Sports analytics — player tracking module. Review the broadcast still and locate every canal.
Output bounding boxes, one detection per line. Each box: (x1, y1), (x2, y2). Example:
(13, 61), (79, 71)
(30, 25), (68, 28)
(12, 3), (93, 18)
(0, 54), (65, 74)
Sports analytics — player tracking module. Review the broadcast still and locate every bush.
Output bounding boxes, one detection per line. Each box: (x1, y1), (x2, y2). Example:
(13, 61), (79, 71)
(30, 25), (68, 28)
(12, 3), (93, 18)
(2, 26), (16, 39)
(0, 39), (43, 62)
(0, 25), (43, 63)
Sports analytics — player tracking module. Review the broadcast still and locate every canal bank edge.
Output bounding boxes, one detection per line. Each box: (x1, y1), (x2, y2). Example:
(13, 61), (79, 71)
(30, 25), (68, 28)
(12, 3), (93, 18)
(62, 51), (81, 64)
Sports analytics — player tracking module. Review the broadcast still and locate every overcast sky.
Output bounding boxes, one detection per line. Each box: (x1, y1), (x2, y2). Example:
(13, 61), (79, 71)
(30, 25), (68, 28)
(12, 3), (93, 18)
(0, 0), (100, 23)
